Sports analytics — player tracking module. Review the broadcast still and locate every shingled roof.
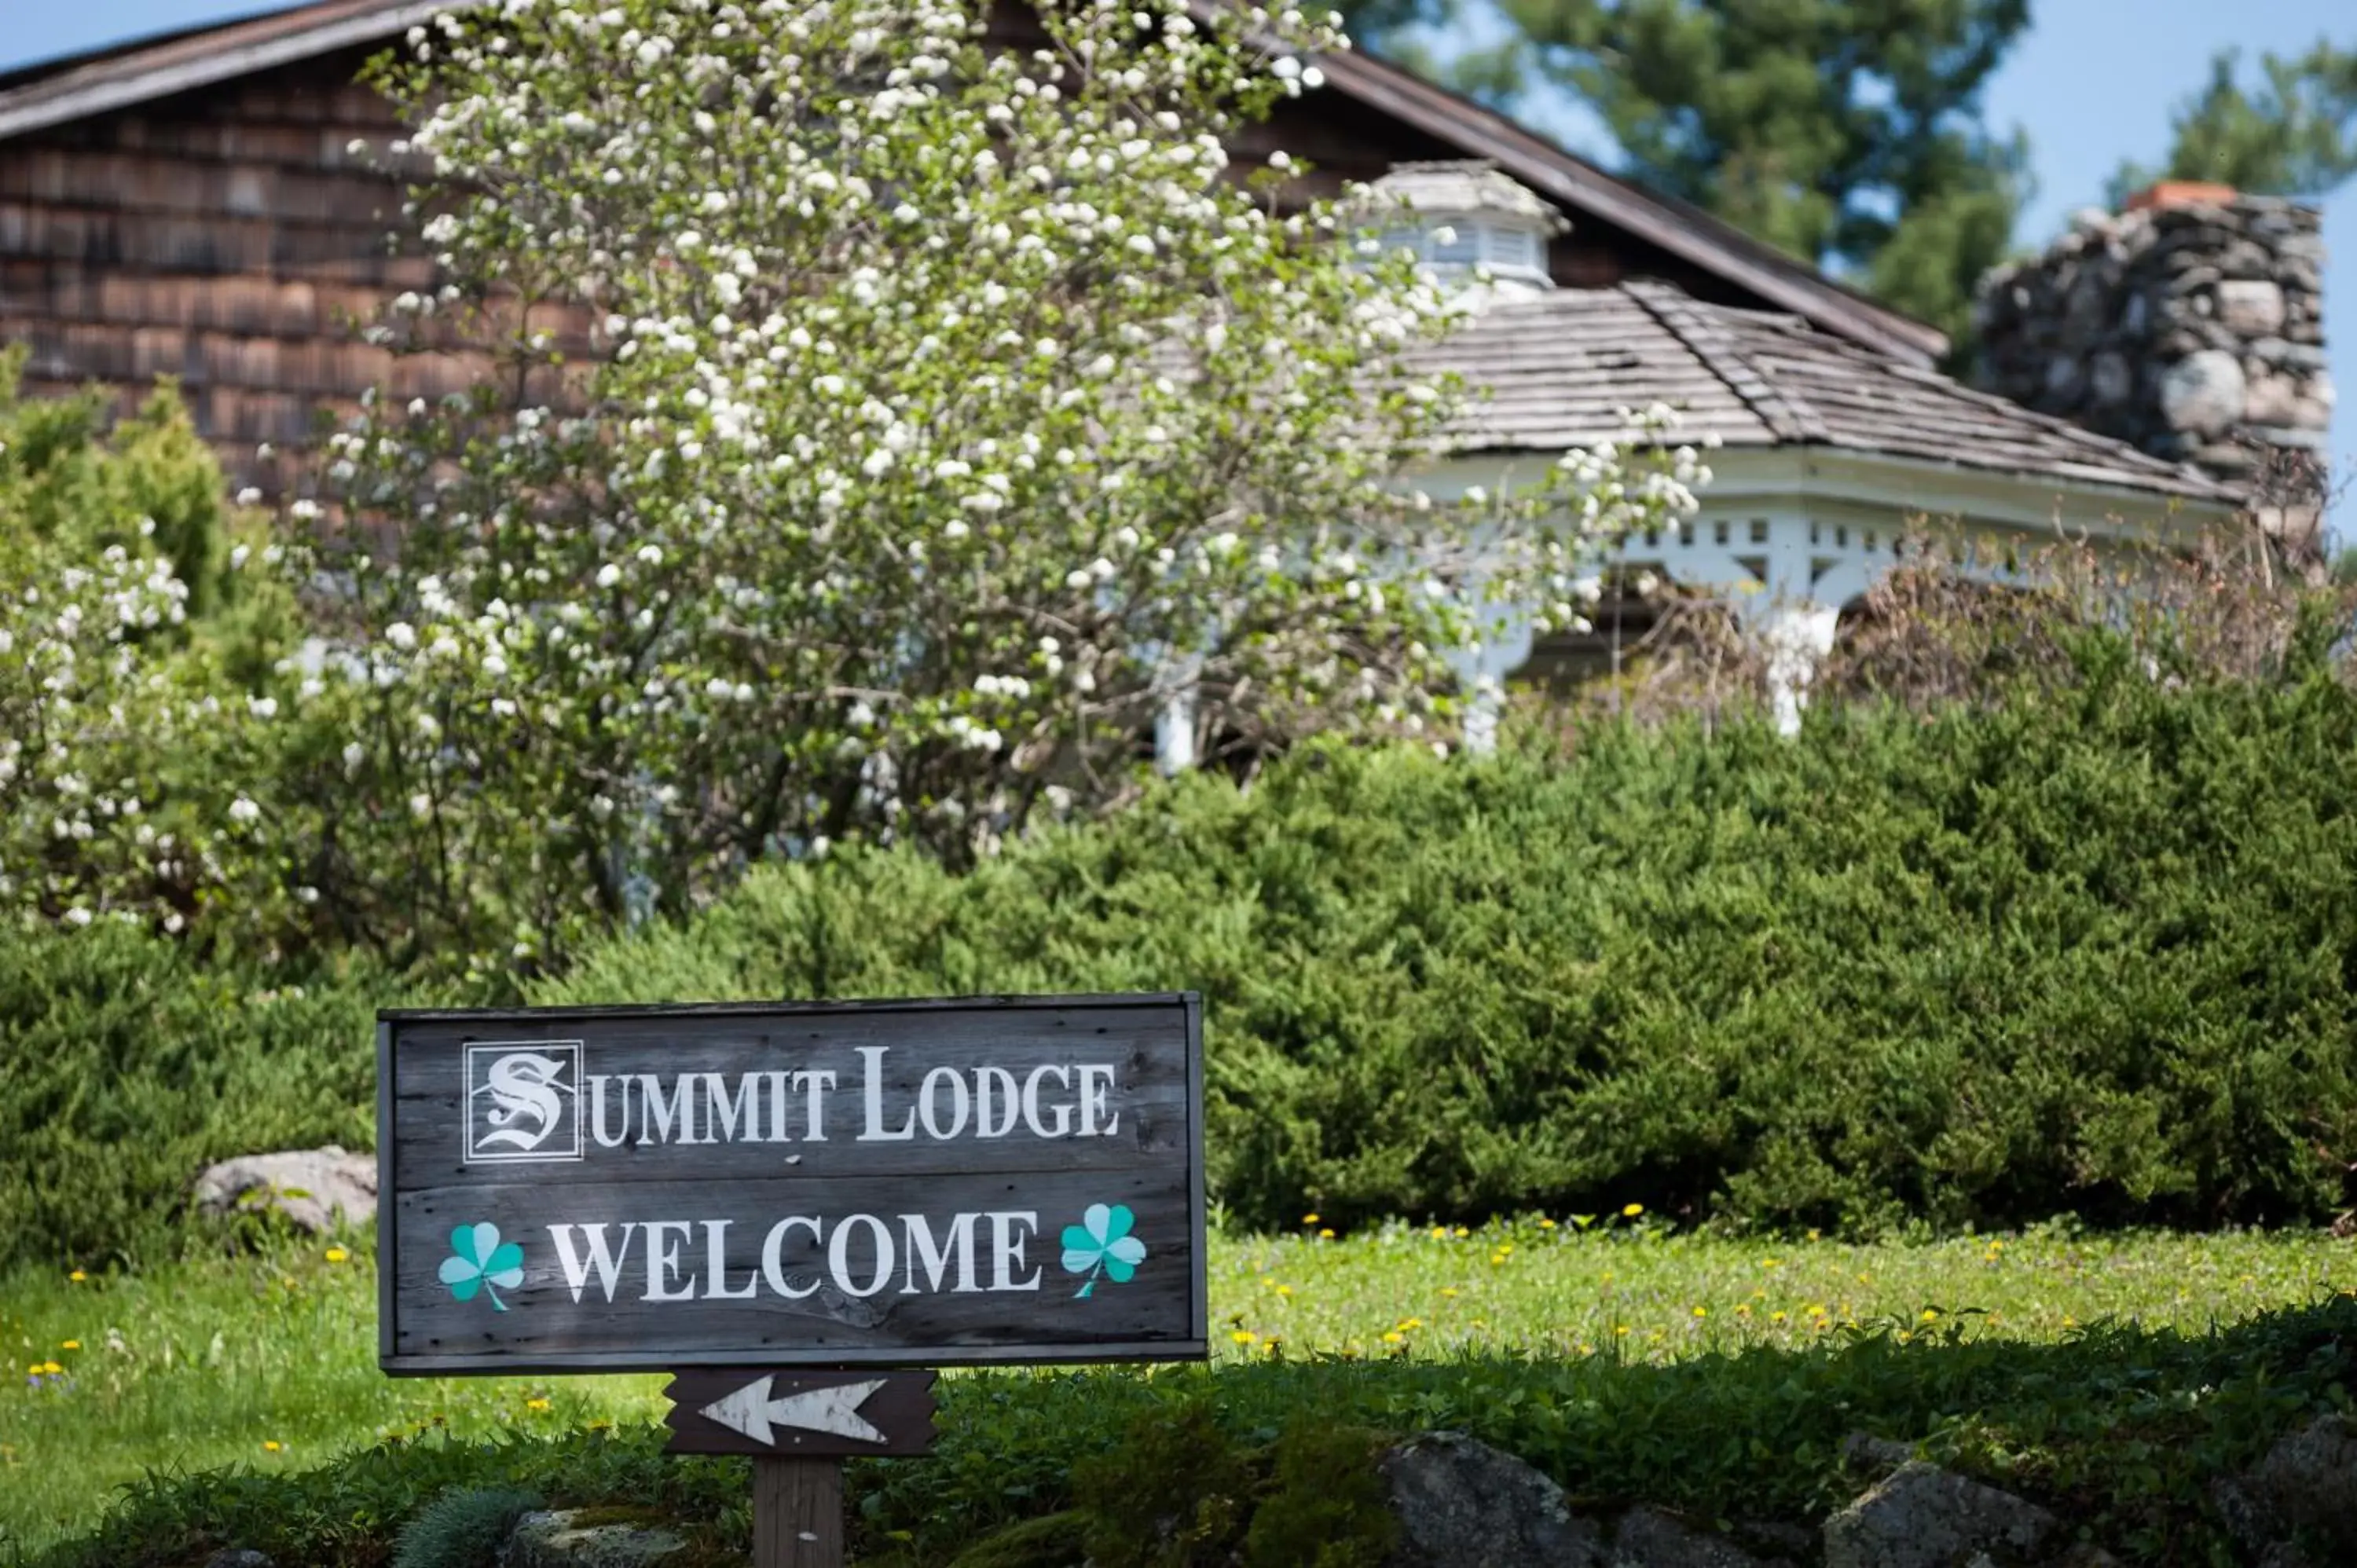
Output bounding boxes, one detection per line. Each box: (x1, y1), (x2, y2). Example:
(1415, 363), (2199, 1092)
(0, 0), (1945, 365)
(1428, 281), (2240, 504)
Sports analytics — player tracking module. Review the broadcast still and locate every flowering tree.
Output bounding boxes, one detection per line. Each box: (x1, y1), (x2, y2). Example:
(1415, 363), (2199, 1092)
(252, 0), (1710, 965)
(0, 365), (296, 941)
(0, 0), (1706, 968)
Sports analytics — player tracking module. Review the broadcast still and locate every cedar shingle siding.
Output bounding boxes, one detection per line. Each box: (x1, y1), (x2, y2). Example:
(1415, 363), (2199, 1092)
(0, 46), (486, 487)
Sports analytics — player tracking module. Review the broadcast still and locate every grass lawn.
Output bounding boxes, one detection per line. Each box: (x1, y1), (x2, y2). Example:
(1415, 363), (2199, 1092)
(2, 1216), (2350, 1557)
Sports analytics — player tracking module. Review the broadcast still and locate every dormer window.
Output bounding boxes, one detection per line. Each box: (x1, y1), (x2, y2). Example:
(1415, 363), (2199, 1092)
(1382, 217), (1549, 277)
(1365, 160), (1568, 297)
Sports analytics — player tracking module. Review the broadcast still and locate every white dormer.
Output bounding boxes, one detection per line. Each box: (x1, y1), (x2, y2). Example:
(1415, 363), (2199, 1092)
(1366, 160), (1569, 305)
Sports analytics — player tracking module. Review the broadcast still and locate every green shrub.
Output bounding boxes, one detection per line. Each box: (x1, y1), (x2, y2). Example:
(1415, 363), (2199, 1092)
(0, 352), (236, 620)
(0, 922), (393, 1273)
(1242, 1423), (1395, 1568)
(12, 643), (2357, 1269)
(1073, 1401), (1253, 1568)
(391, 1487), (541, 1568)
(545, 654), (2357, 1236)
(0, 355), (315, 949)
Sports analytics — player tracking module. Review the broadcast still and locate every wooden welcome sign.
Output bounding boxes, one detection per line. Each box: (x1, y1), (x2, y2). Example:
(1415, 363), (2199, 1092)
(377, 994), (1207, 1565)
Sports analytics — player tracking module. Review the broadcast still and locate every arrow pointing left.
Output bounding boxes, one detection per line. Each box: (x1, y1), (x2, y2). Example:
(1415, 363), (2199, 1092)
(662, 1368), (938, 1456)
(698, 1375), (889, 1447)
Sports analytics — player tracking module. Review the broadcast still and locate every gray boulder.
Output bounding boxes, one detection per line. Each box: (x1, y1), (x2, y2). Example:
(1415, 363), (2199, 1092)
(2050, 1547), (2123, 1568)
(193, 1146), (376, 1233)
(202, 1552), (273, 1568)
(2238, 1414), (2357, 1553)
(500, 1510), (684, 1568)
(1822, 1462), (2057, 1568)
(1380, 1431), (1604, 1566)
(1610, 1505), (1768, 1567)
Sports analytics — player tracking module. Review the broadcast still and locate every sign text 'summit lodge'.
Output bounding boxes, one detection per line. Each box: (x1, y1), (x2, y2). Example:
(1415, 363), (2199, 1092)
(376, 995), (1207, 1374)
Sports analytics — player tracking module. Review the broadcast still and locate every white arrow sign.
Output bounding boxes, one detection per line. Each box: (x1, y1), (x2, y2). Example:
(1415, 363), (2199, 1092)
(698, 1376), (891, 1447)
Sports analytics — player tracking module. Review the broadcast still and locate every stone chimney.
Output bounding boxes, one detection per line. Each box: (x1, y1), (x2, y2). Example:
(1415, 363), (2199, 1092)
(1974, 185), (2331, 555)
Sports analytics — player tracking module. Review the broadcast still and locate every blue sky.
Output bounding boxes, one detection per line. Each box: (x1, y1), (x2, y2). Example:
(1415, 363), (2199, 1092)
(5, 1), (2350, 529)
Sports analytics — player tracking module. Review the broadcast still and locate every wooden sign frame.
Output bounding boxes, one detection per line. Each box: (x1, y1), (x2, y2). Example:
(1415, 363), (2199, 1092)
(376, 993), (1207, 1376)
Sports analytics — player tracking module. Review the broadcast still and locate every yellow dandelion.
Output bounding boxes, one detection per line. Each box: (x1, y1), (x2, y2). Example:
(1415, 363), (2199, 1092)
(1318, 1227), (1335, 1240)
(1920, 1309), (1939, 1323)
(1614, 1324), (1629, 1335)
(1275, 1284), (1293, 1297)
(1805, 1229), (1821, 1242)
(1230, 1329), (1258, 1345)
(1381, 1331), (1402, 1345)
(526, 1397), (552, 1412)
(1397, 1317), (1424, 1331)
(59, 1340), (79, 1351)
(1429, 1225), (1450, 1240)
(324, 1247), (349, 1264)
(1771, 1311), (1787, 1323)
(68, 1269), (86, 1283)
(1302, 1214), (1319, 1225)
(1692, 1306), (1707, 1318)
(1454, 1225), (1470, 1237)
(38, 1361), (63, 1375)
(1538, 1218), (1556, 1229)
(1440, 1287), (1459, 1298)
(1622, 1203), (1643, 1218)
(262, 1440), (283, 1453)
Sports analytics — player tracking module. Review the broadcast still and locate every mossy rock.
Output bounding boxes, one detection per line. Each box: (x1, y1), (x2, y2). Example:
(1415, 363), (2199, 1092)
(504, 1508), (687, 1568)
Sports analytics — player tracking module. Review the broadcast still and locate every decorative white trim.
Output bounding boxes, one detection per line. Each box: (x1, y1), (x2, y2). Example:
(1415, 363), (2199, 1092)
(1405, 442), (2242, 737)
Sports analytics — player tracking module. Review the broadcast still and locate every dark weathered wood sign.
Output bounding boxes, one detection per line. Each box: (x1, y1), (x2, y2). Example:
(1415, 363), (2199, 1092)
(662, 1368), (939, 1456)
(377, 995), (1207, 1375)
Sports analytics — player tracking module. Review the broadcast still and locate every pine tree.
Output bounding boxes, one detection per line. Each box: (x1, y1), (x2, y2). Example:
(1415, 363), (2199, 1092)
(1443, 0), (2034, 356)
(2110, 41), (2357, 202)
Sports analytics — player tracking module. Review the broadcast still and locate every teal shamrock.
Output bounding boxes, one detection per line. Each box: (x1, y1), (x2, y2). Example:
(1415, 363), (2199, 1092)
(439, 1222), (525, 1312)
(1060, 1203), (1146, 1299)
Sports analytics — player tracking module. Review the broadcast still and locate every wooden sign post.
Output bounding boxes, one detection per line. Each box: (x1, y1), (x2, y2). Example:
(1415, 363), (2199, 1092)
(378, 995), (1206, 1566)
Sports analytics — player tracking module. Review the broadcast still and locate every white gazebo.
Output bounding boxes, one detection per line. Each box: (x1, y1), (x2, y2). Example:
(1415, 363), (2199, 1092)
(1374, 165), (2242, 735)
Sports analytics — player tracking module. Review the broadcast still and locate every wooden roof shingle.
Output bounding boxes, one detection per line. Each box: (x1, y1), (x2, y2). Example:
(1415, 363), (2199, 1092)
(1428, 281), (2238, 504)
